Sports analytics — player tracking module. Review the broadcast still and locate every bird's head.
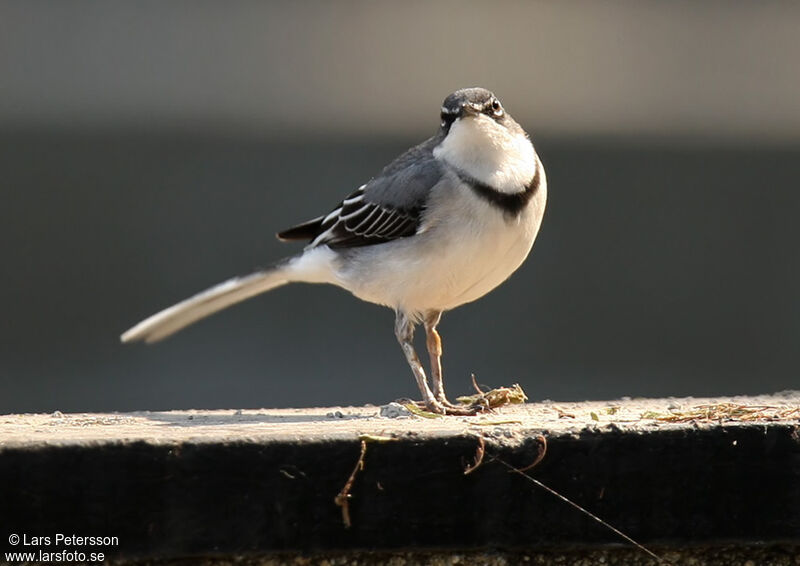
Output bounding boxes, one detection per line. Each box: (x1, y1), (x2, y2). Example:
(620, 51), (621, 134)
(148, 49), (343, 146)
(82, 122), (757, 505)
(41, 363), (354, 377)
(434, 87), (535, 191)
(439, 87), (523, 137)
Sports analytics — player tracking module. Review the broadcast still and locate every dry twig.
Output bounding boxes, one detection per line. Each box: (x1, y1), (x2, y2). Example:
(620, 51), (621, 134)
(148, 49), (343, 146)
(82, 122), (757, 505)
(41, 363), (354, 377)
(334, 435), (398, 528)
(334, 440), (368, 528)
(517, 434), (548, 472)
(463, 435), (486, 475)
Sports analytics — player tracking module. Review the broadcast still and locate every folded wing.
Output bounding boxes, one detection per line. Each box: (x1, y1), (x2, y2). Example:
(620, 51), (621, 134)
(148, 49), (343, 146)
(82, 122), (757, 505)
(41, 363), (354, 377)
(277, 136), (444, 249)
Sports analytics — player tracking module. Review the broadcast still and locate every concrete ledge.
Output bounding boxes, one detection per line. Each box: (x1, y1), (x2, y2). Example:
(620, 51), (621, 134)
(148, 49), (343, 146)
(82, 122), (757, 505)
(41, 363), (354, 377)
(1, 394), (799, 562)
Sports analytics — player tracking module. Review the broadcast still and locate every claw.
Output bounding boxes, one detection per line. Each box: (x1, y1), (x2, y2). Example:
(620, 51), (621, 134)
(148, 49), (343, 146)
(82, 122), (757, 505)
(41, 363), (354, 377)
(428, 398), (488, 416)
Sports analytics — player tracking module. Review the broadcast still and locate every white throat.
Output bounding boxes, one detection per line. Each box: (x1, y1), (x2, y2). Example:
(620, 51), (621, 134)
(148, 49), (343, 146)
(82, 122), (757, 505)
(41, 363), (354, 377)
(433, 114), (537, 193)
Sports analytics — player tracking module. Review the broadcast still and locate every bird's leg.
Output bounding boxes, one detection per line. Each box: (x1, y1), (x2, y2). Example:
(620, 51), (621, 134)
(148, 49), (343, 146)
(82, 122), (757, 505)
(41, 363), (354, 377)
(423, 310), (453, 406)
(395, 311), (481, 416)
(394, 310), (442, 413)
(421, 310), (483, 415)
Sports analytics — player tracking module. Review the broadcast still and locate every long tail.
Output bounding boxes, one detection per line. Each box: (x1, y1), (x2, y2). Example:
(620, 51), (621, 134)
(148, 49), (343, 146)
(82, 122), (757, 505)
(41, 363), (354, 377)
(121, 266), (291, 344)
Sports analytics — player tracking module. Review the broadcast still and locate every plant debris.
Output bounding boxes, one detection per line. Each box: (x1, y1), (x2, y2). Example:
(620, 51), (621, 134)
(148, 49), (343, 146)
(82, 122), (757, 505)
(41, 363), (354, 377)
(516, 434), (548, 472)
(334, 435), (399, 528)
(455, 376), (528, 409)
(402, 403), (444, 419)
(553, 406), (576, 419)
(468, 419), (523, 426)
(463, 435), (486, 475)
(641, 403), (800, 423)
(358, 434), (396, 443)
(334, 440), (367, 528)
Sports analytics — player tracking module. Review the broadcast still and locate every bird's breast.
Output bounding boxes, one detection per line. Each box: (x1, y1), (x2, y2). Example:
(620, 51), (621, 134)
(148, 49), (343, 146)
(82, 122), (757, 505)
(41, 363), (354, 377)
(337, 175), (546, 314)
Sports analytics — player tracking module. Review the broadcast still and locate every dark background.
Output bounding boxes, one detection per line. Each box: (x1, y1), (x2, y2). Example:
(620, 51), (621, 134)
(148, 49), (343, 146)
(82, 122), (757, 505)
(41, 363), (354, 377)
(1, 2), (798, 413)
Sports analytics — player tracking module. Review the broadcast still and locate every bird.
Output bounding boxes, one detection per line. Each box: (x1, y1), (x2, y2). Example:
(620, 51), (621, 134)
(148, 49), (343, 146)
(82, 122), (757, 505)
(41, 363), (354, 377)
(121, 87), (547, 415)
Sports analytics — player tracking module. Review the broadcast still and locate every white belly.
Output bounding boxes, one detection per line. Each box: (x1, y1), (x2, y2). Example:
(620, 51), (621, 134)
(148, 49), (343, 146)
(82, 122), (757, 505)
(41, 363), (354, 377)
(335, 179), (547, 315)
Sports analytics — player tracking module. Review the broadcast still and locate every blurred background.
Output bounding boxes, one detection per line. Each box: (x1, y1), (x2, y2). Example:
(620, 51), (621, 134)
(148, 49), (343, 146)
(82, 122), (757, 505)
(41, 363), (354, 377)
(1, 1), (798, 414)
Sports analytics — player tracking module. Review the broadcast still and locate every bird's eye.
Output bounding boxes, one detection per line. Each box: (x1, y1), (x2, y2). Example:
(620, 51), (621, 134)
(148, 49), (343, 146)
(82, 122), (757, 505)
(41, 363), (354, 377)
(490, 99), (503, 117)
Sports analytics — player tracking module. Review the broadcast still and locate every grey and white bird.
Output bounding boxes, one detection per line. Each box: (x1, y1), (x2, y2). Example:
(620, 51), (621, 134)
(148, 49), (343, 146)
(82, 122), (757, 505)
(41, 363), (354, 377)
(121, 87), (547, 415)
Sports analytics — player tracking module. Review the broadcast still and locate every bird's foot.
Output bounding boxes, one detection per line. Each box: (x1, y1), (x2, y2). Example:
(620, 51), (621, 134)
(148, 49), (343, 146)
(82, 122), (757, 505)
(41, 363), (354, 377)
(403, 397), (489, 416)
(439, 396), (492, 416)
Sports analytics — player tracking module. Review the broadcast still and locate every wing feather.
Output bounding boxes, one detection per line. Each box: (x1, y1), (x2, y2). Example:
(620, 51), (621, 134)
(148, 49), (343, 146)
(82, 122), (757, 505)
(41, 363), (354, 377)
(277, 135), (444, 249)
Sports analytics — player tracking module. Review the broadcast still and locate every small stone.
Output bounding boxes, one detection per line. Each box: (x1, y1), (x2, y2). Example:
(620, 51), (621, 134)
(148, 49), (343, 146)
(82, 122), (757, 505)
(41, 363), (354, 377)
(51, 410), (64, 418)
(380, 402), (412, 418)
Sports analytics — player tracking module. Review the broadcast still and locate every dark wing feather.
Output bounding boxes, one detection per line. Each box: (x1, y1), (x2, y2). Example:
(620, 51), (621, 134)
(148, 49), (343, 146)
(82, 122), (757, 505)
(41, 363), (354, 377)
(276, 216), (324, 241)
(276, 135), (444, 249)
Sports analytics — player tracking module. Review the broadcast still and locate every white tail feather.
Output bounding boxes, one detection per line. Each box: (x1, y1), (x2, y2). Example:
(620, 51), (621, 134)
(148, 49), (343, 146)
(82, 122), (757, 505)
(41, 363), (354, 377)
(120, 268), (289, 344)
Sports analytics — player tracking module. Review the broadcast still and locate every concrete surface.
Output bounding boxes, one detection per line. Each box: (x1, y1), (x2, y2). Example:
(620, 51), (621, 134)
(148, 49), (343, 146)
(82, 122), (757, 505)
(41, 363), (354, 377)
(3, 393), (798, 447)
(1, 394), (799, 563)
